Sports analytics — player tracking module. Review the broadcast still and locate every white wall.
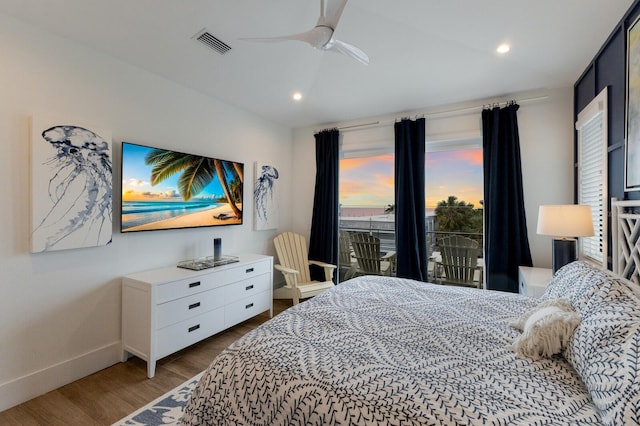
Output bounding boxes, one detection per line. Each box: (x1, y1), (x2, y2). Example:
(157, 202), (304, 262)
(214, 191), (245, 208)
(292, 88), (575, 269)
(0, 13), (292, 410)
(518, 89), (575, 267)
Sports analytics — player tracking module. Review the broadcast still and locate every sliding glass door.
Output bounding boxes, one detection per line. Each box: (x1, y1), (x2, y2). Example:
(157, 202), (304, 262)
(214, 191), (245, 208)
(337, 122), (484, 284)
(338, 154), (395, 281)
(426, 147), (484, 283)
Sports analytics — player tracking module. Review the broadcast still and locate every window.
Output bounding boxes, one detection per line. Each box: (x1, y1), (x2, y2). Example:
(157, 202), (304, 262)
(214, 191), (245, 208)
(339, 155), (393, 211)
(338, 127), (395, 281)
(337, 117), (485, 283)
(339, 125), (394, 219)
(576, 87), (608, 265)
(425, 143), (484, 282)
(425, 147), (483, 214)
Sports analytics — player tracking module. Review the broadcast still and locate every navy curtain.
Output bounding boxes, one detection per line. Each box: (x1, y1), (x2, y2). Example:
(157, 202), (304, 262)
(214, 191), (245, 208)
(482, 103), (533, 292)
(308, 129), (340, 281)
(394, 118), (428, 281)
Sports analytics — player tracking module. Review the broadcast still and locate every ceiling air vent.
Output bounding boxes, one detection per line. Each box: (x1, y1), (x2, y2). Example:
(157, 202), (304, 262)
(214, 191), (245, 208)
(193, 29), (232, 55)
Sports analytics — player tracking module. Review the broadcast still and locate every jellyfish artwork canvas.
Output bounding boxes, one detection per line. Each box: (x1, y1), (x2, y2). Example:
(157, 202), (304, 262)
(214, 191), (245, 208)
(254, 162), (279, 230)
(30, 118), (112, 253)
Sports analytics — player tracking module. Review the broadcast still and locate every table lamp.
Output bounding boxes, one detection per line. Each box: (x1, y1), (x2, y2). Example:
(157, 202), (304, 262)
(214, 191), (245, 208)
(537, 205), (594, 274)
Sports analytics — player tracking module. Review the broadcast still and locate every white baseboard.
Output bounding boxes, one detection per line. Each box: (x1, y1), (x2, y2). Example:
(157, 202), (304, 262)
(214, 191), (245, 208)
(0, 341), (122, 412)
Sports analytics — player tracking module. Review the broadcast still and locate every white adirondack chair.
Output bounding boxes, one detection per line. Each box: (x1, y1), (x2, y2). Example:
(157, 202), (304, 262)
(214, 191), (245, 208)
(273, 232), (336, 305)
(349, 232), (396, 277)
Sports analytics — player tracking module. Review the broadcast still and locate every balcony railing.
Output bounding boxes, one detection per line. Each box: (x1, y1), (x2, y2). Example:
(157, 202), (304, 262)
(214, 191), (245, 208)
(339, 219), (483, 281)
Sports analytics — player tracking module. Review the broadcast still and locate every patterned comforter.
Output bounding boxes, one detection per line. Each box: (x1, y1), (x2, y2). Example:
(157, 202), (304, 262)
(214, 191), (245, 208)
(182, 276), (601, 425)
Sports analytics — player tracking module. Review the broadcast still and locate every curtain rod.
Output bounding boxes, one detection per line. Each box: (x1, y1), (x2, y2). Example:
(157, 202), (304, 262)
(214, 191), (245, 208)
(334, 95), (548, 132)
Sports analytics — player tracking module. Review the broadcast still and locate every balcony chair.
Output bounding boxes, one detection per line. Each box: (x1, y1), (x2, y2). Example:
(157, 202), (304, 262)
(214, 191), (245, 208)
(349, 232), (396, 277)
(438, 235), (481, 288)
(273, 232), (336, 305)
(339, 230), (358, 280)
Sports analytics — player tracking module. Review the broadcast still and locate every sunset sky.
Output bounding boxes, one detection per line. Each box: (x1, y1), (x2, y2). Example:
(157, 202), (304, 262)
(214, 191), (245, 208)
(121, 142), (225, 201)
(339, 148), (483, 209)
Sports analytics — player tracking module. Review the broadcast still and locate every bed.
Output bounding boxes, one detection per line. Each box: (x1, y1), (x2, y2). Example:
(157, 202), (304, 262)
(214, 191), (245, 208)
(182, 199), (640, 425)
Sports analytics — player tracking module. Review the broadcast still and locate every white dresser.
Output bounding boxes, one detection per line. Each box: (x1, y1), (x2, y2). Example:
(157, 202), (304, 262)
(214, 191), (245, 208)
(122, 253), (273, 378)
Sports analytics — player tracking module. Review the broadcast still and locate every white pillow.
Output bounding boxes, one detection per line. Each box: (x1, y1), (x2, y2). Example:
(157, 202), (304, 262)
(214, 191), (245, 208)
(509, 299), (580, 360)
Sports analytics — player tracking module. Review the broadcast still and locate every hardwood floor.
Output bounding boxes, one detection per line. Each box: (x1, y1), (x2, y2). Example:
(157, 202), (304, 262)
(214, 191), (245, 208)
(0, 299), (293, 426)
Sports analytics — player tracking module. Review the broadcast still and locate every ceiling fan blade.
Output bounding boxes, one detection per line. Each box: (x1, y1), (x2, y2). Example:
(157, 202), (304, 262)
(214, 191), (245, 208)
(241, 26), (333, 49)
(242, 0), (359, 59)
(325, 39), (369, 65)
(322, 0), (348, 29)
(240, 31), (314, 44)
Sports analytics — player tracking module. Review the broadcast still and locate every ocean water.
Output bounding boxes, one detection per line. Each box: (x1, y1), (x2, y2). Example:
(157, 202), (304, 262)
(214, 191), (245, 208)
(122, 200), (220, 229)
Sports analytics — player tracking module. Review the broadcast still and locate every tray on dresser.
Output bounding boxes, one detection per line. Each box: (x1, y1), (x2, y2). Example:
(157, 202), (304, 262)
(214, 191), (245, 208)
(177, 255), (239, 271)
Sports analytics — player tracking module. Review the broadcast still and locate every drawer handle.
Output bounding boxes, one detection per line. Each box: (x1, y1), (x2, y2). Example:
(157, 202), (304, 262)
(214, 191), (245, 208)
(188, 324), (200, 333)
(245, 303), (254, 310)
(245, 284), (254, 291)
(245, 267), (254, 273)
(188, 302), (201, 310)
(189, 281), (201, 288)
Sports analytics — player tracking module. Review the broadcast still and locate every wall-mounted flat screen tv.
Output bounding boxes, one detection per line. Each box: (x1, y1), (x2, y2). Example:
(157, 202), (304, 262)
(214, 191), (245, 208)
(121, 142), (243, 233)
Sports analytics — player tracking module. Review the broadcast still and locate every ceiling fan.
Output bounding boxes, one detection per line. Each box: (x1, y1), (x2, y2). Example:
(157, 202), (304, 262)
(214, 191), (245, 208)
(242, 0), (369, 65)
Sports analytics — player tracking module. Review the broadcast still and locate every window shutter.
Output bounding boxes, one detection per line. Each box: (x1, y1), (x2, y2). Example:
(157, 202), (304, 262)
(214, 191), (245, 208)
(576, 88), (607, 265)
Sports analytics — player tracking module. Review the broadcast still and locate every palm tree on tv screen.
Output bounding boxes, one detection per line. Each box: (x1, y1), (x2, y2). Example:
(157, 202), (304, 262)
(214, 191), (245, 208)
(145, 149), (242, 219)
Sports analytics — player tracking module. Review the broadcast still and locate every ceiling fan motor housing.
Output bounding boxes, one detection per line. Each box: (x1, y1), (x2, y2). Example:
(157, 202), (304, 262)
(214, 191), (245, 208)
(309, 25), (334, 49)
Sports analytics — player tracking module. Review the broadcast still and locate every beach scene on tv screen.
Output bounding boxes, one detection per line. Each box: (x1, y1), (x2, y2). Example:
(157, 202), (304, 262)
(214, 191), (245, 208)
(121, 142), (243, 232)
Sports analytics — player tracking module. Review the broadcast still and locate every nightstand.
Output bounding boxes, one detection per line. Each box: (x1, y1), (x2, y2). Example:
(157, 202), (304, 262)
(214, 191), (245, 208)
(518, 266), (553, 297)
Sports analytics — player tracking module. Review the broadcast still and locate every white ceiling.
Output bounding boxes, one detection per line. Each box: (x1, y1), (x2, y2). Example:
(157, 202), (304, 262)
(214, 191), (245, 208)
(0, 0), (635, 128)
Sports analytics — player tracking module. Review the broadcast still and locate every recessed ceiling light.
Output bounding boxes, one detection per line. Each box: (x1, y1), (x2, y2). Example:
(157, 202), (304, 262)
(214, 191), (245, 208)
(496, 44), (510, 54)
(292, 92), (303, 101)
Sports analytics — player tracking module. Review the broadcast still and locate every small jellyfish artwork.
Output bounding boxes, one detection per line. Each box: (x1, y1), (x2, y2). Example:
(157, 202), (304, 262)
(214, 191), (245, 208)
(30, 123), (112, 252)
(254, 163), (279, 230)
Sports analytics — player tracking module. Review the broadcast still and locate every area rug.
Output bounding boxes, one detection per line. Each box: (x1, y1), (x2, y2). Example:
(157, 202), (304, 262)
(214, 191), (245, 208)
(112, 372), (203, 426)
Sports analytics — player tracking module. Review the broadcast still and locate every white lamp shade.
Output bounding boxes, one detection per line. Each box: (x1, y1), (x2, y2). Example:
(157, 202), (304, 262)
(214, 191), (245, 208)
(537, 205), (595, 238)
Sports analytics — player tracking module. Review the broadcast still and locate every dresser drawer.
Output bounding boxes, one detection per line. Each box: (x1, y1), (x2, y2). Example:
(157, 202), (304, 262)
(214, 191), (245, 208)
(155, 259), (272, 303)
(156, 307), (225, 359)
(156, 286), (225, 329)
(235, 259), (271, 277)
(224, 273), (271, 304)
(224, 291), (271, 327)
(155, 274), (217, 304)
